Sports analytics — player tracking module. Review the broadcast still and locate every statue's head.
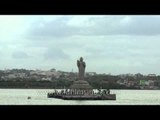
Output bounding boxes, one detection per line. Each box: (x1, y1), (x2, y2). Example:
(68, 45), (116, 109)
(80, 57), (83, 61)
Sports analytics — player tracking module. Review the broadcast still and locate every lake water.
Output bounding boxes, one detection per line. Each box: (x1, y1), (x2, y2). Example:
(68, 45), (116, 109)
(0, 89), (160, 105)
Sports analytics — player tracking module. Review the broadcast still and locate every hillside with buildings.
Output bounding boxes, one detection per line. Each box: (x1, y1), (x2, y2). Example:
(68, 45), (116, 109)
(0, 69), (160, 89)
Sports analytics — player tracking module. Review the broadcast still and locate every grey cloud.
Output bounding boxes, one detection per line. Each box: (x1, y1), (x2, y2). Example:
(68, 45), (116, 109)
(12, 51), (29, 59)
(117, 16), (160, 35)
(44, 47), (69, 60)
(28, 17), (80, 38)
(88, 16), (160, 36)
(27, 16), (160, 39)
(85, 42), (160, 61)
(85, 47), (103, 54)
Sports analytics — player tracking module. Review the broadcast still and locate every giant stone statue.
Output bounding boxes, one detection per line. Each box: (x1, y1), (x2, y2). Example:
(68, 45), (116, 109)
(77, 57), (86, 80)
(69, 57), (92, 89)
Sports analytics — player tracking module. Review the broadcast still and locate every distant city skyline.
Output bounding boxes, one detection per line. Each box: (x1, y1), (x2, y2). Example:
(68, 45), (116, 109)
(1, 15), (160, 75)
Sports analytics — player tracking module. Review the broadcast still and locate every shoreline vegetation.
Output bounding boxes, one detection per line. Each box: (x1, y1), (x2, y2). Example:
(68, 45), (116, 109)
(0, 80), (158, 90)
(0, 69), (160, 90)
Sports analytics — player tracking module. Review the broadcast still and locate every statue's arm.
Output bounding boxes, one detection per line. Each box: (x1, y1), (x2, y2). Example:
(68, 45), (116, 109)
(83, 62), (86, 68)
(77, 60), (80, 67)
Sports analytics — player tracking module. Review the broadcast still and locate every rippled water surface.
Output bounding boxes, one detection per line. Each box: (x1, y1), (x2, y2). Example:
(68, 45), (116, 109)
(0, 89), (160, 105)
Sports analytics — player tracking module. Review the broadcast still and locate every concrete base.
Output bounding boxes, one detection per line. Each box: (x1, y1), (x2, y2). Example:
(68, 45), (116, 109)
(70, 80), (92, 89)
(48, 93), (116, 100)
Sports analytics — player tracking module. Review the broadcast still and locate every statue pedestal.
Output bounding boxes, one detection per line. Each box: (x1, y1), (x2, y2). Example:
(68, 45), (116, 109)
(70, 80), (92, 89)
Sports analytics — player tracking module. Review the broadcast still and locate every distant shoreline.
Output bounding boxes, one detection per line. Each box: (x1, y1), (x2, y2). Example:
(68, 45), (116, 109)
(0, 87), (158, 90)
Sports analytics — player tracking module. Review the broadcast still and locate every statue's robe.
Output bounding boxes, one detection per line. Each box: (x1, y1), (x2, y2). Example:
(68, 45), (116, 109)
(77, 60), (86, 80)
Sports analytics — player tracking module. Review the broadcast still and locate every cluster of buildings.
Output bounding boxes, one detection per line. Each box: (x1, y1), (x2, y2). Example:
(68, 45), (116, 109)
(1, 69), (67, 81)
(116, 73), (159, 89)
(0, 69), (97, 82)
(0, 69), (160, 89)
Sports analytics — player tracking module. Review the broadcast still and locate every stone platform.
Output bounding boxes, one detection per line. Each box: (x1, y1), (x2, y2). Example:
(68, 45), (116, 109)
(70, 80), (92, 89)
(48, 93), (116, 100)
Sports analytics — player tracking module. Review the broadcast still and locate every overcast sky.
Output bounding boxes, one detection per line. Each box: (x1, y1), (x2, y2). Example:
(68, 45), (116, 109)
(1, 15), (160, 75)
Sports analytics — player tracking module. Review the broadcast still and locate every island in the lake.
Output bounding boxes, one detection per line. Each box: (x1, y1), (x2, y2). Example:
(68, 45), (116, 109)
(47, 57), (116, 100)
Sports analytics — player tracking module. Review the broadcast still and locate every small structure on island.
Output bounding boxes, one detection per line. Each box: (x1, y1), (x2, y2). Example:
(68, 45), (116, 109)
(47, 57), (116, 100)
